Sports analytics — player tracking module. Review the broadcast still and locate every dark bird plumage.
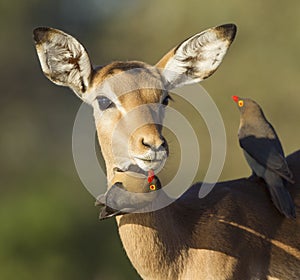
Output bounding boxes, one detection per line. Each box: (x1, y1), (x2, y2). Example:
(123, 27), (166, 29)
(95, 171), (162, 220)
(232, 96), (296, 218)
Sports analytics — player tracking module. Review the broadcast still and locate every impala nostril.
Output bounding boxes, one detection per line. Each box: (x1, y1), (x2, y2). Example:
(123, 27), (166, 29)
(141, 138), (151, 148)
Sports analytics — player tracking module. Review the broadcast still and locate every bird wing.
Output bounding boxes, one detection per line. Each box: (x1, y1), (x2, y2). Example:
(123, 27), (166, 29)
(239, 135), (294, 183)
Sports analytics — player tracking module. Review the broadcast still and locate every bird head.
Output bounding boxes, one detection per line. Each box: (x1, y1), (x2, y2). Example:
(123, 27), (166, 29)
(232, 95), (246, 110)
(232, 95), (269, 129)
(232, 95), (263, 115)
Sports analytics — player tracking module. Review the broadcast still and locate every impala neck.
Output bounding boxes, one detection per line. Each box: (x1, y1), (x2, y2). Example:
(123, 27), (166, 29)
(116, 204), (187, 279)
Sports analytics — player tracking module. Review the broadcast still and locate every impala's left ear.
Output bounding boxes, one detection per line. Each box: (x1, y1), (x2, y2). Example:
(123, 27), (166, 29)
(156, 24), (237, 89)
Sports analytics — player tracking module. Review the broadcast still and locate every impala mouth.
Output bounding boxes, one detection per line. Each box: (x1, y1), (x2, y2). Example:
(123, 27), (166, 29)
(113, 165), (147, 176)
(113, 157), (166, 176)
(134, 156), (167, 173)
(113, 149), (167, 176)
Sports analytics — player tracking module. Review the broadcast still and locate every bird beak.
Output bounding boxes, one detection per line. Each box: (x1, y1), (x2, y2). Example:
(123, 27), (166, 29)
(232, 95), (239, 103)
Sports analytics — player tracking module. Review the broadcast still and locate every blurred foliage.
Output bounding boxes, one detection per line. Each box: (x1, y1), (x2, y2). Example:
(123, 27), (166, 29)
(1, 0), (300, 279)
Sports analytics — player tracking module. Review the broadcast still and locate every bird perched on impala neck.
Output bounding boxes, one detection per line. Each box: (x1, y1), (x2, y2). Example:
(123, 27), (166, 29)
(232, 95), (296, 218)
(95, 170), (162, 220)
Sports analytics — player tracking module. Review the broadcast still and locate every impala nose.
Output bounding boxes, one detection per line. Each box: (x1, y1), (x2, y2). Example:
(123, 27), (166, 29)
(141, 135), (165, 150)
(132, 124), (166, 151)
(130, 125), (168, 171)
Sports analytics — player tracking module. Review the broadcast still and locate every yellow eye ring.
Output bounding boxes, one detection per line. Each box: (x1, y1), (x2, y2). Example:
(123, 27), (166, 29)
(149, 184), (156, 191)
(238, 100), (244, 107)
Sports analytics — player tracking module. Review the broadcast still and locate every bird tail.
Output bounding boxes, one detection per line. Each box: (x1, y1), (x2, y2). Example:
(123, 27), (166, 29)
(268, 183), (296, 219)
(263, 169), (296, 218)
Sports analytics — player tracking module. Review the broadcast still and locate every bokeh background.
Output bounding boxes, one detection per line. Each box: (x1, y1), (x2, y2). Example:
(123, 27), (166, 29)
(1, 0), (300, 279)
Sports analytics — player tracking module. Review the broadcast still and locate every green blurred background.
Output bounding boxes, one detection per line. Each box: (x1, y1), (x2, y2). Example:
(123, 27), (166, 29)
(1, 0), (300, 279)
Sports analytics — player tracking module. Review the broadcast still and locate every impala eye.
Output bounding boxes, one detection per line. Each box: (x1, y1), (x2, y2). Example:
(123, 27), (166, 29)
(162, 95), (172, 106)
(96, 96), (115, 111)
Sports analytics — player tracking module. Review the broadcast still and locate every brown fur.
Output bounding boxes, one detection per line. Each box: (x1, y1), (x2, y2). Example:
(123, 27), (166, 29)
(116, 151), (300, 279)
(32, 24), (300, 279)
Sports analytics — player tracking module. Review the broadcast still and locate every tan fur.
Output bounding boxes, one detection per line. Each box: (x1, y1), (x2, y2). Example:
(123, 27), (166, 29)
(156, 48), (176, 69)
(115, 156), (300, 279)
(91, 63), (166, 182)
(32, 24), (300, 279)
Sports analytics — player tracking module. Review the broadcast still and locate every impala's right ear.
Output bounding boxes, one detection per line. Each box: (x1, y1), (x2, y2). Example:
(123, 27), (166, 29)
(156, 24), (237, 89)
(33, 27), (93, 99)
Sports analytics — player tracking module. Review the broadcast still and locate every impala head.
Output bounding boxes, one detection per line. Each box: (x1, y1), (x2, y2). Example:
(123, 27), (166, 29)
(33, 24), (236, 183)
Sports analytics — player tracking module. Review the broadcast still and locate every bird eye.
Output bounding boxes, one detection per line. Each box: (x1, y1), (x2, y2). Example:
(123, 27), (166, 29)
(149, 184), (156, 191)
(96, 96), (115, 111)
(238, 100), (244, 107)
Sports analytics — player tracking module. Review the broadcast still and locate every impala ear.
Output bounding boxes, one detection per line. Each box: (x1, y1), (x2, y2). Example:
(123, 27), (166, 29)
(156, 24), (237, 89)
(33, 27), (93, 99)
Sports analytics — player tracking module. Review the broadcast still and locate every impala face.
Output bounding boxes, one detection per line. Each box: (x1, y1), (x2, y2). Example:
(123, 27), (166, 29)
(90, 61), (169, 176)
(33, 24), (236, 182)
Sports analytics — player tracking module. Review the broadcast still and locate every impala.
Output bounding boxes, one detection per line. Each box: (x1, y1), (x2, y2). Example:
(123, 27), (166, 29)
(33, 24), (300, 279)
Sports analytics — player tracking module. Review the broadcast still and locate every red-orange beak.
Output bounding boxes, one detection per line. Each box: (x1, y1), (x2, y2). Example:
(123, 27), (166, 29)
(232, 95), (239, 103)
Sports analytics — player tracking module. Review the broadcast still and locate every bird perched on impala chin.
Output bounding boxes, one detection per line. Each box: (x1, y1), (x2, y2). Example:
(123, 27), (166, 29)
(95, 170), (162, 220)
(232, 95), (296, 218)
